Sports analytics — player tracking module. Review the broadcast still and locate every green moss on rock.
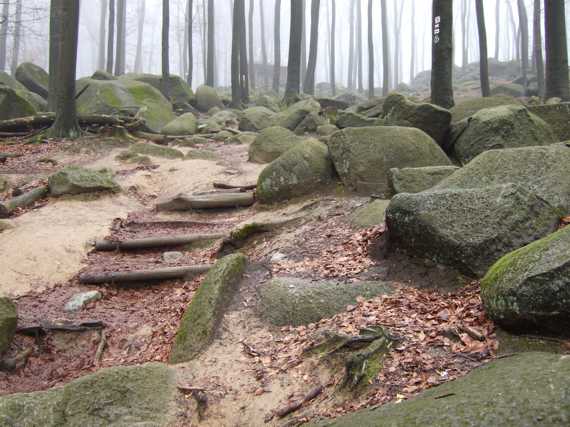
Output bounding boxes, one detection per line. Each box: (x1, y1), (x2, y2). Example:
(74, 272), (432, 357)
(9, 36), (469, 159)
(450, 95), (520, 122)
(161, 112), (198, 136)
(239, 106), (276, 131)
(121, 73), (194, 107)
(491, 82), (526, 97)
(0, 86), (37, 120)
(350, 200), (391, 229)
(528, 102), (570, 142)
(0, 297), (17, 354)
(48, 166), (120, 196)
(276, 98), (321, 130)
(169, 253), (247, 363)
(15, 62), (48, 99)
(248, 126), (302, 163)
(129, 142), (184, 159)
(389, 166), (460, 194)
(195, 85), (223, 112)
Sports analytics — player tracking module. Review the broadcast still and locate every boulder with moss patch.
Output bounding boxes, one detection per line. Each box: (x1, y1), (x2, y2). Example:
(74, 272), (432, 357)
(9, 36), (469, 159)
(389, 166), (459, 194)
(0, 363), (181, 426)
(195, 85), (223, 112)
(257, 139), (334, 203)
(161, 112), (198, 136)
(202, 110), (239, 133)
(350, 200), (391, 229)
(491, 82), (526, 98)
(528, 102), (570, 142)
(314, 352), (570, 427)
(451, 105), (556, 164)
(91, 70), (117, 80)
(328, 126), (451, 196)
(0, 86), (37, 120)
(169, 253), (247, 363)
(239, 106), (276, 131)
(481, 226), (570, 334)
(386, 184), (560, 277)
(48, 166), (120, 196)
(0, 71), (47, 111)
(276, 98), (321, 130)
(121, 74), (194, 108)
(226, 131), (257, 145)
(379, 93), (451, 145)
(450, 95), (520, 122)
(335, 111), (381, 129)
(15, 62), (48, 99)
(0, 297), (16, 354)
(259, 278), (393, 326)
(128, 142), (184, 159)
(248, 126), (302, 163)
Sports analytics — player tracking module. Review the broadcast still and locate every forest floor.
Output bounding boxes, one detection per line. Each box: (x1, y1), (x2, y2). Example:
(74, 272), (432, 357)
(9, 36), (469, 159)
(0, 134), (498, 426)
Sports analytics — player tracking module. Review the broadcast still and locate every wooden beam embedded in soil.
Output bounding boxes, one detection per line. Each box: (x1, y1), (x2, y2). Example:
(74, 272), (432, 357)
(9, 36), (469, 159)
(0, 113), (144, 133)
(94, 233), (227, 251)
(156, 192), (255, 211)
(0, 185), (49, 218)
(78, 265), (212, 284)
(212, 182), (257, 191)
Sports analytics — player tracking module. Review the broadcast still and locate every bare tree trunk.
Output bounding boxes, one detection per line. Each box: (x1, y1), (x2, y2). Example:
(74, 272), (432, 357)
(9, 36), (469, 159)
(135, 0), (146, 73)
(239, 0), (249, 102)
(162, 0), (170, 78)
(394, 0), (405, 86)
(303, 0), (320, 95)
(115, 0), (126, 75)
(494, 0), (500, 60)
(187, 0), (194, 86)
(517, 0), (529, 91)
(232, 0), (244, 106)
(272, 0), (281, 92)
(201, 0), (207, 80)
(259, 0), (268, 88)
(475, 0), (490, 97)
(533, 0), (545, 97)
(381, 0), (390, 95)
(347, 0), (355, 90)
(410, 2), (415, 83)
(300, 0), (307, 83)
(206, 0), (215, 86)
(0, 1), (9, 73)
(248, 0), (255, 90)
(284, 0), (303, 103)
(98, 0), (107, 71)
(47, 0), (80, 139)
(10, 0), (22, 76)
(544, 0), (569, 100)
(182, 0), (189, 78)
(106, 0), (115, 74)
(367, 0), (374, 98)
(431, 0), (454, 108)
(356, 0), (363, 92)
(507, 0), (519, 62)
(461, 0), (468, 68)
(330, 0), (336, 96)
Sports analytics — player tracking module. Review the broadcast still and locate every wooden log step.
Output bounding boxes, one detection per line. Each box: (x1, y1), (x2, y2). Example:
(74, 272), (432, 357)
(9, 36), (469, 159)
(0, 185), (49, 218)
(78, 265), (212, 285)
(94, 233), (227, 251)
(156, 192), (255, 212)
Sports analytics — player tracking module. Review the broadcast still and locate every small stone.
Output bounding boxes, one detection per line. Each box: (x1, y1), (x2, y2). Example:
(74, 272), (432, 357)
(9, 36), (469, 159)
(64, 291), (102, 312)
(270, 252), (287, 262)
(162, 251), (184, 264)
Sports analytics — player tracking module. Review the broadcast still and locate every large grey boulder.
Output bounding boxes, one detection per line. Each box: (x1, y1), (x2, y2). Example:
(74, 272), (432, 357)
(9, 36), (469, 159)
(314, 352), (570, 427)
(435, 144), (570, 213)
(386, 184), (560, 277)
(258, 278), (393, 326)
(379, 93), (452, 145)
(48, 166), (120, 196)
(450, 95), (520, 122)
(528, 102), (570, 141)
(195, 85), (223, 112)
(0, 71), (47, 111)
(327, 126), (451, 196)
(239, 106), (276, 131)
(275, 98), (321, 131)
(491, 82), (526, 97)
(0, 297), (16, 354)
(0, 86), (37, 120)
(121, 73), (194, 108)
(248, 126), (302, 163)
(15, 62), (48, 99)
(389, 166), (460, 194)
(161, 112), (198, 136)
(335, 111), (380, 129)
(0, 363), (181, 426)
(481, 226), (570, 334)
(451, 105), (557, 164)
(257, 139), (334, 203)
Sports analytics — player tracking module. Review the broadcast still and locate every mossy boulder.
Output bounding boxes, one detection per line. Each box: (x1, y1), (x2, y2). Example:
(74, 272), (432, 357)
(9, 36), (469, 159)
(239, 106), (276, 131)
(248, 126), (302, 163)
(195, 85), (223, 112)
(0, 363), (180, 426)
(389, 166), (460, 194)
(121, 73), (194, 108)
(254, 94), (280, 112)
(317, 124), (339, 136)
(276, 98), (321, 131)
(226, 131), (257, 145)
(491, 82), (526, 97)
(350, 200), (391, 229)
(0, 71), (47, 111)
(379, 93), (451, 145)
(314, 352), (570, 427)
(294, 111), (328, 134)
(0, 86), (36, 120)
(169, 253), (247, 363)
(257, 139), (335, 203)
(48, 166), (120, 196)
(161, 112), (198, 136)
(15, 62), (48, 99)
(0, 175), (9, 192)
(335, 111), (381, 129)
(91, 69), (117, 80)
(452, 105), (556, 164)
(327, 126), (451, 197)
(202, 109), (239, 132)
(450, 95), (520, 122)
(386, 184), (560, 277)
(259, 278), (393, 326)
(528, 102), (570, 141)
(0, 297), (17, 354)
(128, 142), (184, 159)
(435, 144), (570, 213)
(481, 226), (570, 334)
(76, 78), (175, 132)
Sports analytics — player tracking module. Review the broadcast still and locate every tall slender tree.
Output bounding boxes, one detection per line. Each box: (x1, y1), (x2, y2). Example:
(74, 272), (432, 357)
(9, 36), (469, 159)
(517, 0), (529, 91)
(300, 0), (307, 82)
(329, 0), (336, 96)
(533, 0), (544, 97)
(11, 0), (22, 76)
(135, 0), (146, 73)
(47, 0), (80, 138)
(115, 0), (126, 75)
(431, 0), (454, 108)
(303, 0), (320, 94)
(162, 0), (170, 78)
(393, 0), (405, 86)
(494, 0), (500, 60)
(507, 0), (519, 61)
(0, 1), (10, 72)
(248, 0), (255, 90)
(544, 0), (569, 100)
(475, 0), (490, 97)
(410, 2), (415, 82)
(381, 0), (390, 95)
(106, 0), (115, 74)
(187, 0), (194, 86)
(231, 0), (249, 106)
(272, 0), (281, 92)
(259, 0), (268, 88)
(206, 0), (215, 86)
(98, 0), (108, 71)
(461, 0), (468, 68)
(367, 0), (374, 97)
(285, 0), (303, 103)
(356, 0), (363, 92)
(347, 0), (355, 90)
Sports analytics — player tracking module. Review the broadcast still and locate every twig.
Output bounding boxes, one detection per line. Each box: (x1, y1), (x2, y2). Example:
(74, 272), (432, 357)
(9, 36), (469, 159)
(458, 324), (485, 341)
(269, 385), (324, 421)
(94, 330), (107, 366)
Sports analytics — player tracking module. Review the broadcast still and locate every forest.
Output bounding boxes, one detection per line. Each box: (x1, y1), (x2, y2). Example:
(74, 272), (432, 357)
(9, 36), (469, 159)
(0, 0), (570, 426)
